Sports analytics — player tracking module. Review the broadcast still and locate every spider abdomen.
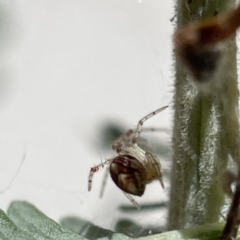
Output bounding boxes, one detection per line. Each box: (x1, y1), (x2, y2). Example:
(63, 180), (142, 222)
(110, 155), (146, 196)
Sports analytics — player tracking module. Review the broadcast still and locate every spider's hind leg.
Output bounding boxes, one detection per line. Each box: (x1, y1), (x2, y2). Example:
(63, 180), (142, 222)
(145, 152), (164, 189)
(123, 191), (141, 210)
(99, 168), (109, 198)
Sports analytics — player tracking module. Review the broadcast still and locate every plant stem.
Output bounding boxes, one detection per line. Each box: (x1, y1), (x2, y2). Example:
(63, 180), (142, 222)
(168, 0), (240, 229)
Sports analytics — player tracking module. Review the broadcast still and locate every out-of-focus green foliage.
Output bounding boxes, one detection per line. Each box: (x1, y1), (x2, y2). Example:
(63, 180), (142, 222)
(61, 216), (117, 240)
(114, 219), (163, 238)
(0, 201), (131, 240)
(0, 200), (240, 240)
(6, 201), (86, 240)
(118, 201), (167, 212)
(137, 223), (240, 240)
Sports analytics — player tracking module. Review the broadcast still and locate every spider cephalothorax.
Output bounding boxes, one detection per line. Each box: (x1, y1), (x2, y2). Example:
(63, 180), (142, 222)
(88, 105), (168, 210)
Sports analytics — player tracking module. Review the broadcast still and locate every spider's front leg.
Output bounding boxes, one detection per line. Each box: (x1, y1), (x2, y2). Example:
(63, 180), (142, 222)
(133, 106), (168, 144)
(88, 159), (112, 191)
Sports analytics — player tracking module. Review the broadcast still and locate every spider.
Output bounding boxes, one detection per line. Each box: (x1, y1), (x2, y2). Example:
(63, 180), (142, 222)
(88, 105), (168, 210)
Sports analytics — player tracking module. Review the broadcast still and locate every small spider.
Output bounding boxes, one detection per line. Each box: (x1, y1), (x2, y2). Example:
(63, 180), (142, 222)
(88, 105), (168, 210)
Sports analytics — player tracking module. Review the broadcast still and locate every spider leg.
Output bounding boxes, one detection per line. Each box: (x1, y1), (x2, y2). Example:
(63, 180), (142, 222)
(112, 106), (168, 153)
(88, 159), (112, 191)
(133, 106), (168, 143)
(158, 174), (164, 189)
(136, 127), (169, 150)
(145, 152), (164, 189)
(154, 159), (164, 189)
(122, 191), (141, 210)
(99, 168), (109, 198)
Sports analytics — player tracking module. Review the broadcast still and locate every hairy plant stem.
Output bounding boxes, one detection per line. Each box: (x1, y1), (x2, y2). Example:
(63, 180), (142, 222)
(168, 0), (240, 229)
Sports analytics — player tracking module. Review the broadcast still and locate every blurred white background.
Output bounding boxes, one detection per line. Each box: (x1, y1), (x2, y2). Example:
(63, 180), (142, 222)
(0, 0), (173, 231)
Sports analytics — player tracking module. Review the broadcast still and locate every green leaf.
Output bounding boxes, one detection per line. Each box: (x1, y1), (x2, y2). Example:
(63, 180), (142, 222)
(7, 201), (86, 240)
(2, 200), (239, 240)
(0, 208), (34, 240)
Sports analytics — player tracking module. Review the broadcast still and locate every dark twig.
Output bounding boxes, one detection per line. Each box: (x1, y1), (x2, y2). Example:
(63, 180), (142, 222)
(221, 168), (240, 239)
